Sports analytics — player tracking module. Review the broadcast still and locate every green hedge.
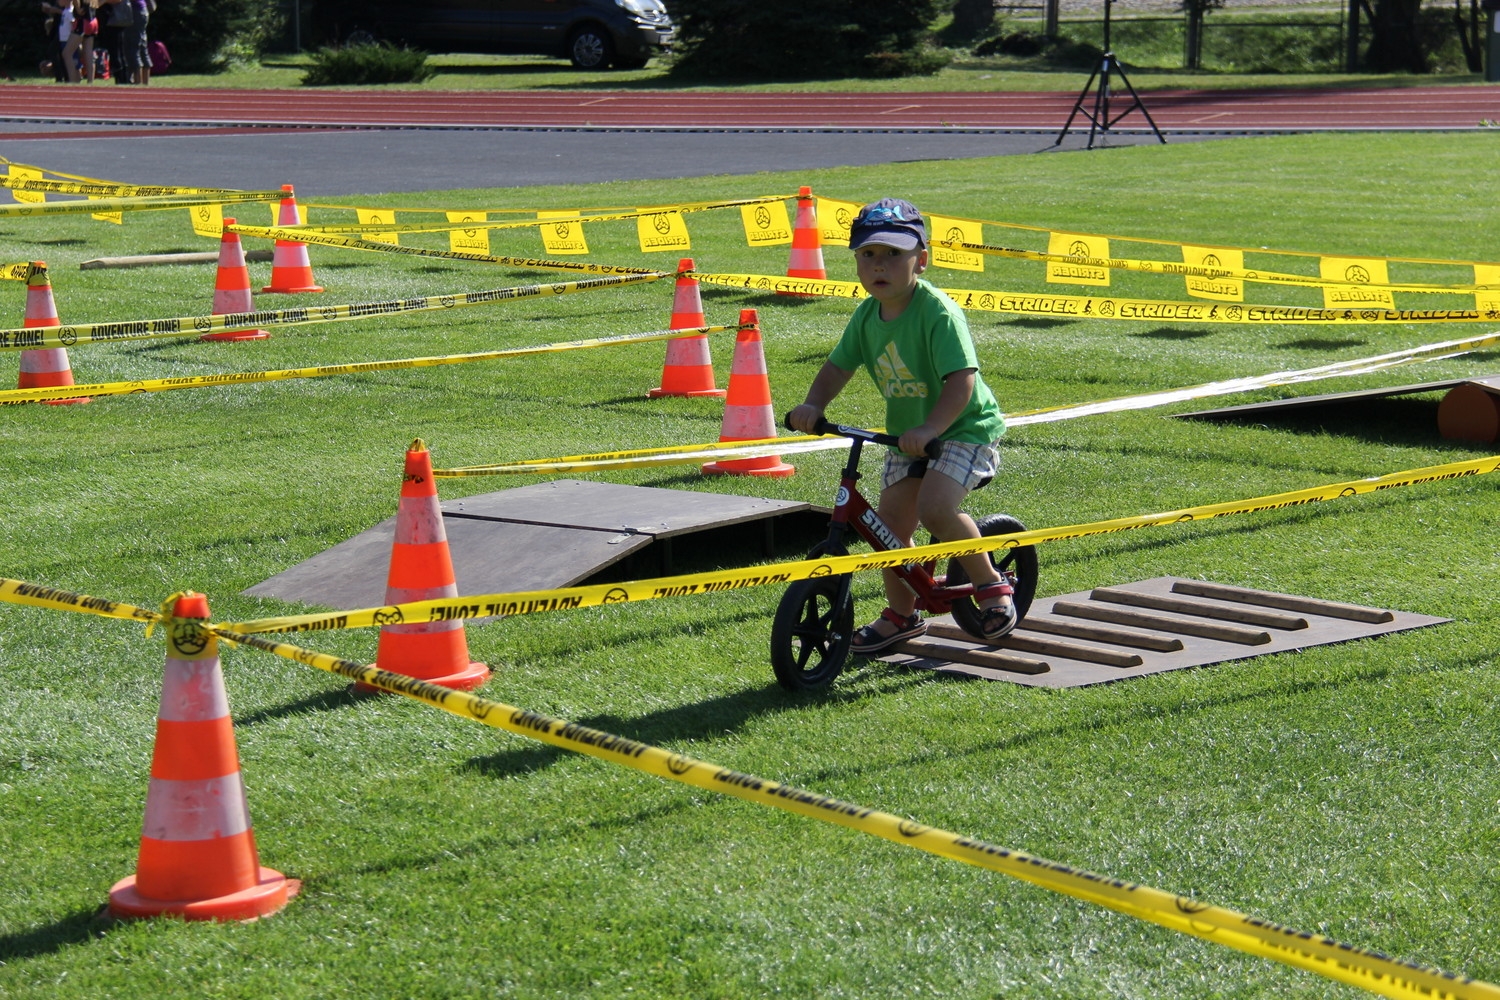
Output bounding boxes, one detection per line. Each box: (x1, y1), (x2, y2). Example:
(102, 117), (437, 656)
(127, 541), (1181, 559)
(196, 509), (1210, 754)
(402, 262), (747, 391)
(301, 41), (434, 85)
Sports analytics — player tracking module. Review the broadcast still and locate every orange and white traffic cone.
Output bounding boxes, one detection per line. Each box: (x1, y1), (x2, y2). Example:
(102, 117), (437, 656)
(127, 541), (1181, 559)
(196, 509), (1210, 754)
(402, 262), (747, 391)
(779, 186), (826, 296)
(108, 593), (299, 921)
(17, 261), (88, 405)
(702, 309), (794, 478)
(202, 218), (270, 342)
(261, 185), (324, 294)
(648, 258), (725, 399)
(361, 440), (490, 693)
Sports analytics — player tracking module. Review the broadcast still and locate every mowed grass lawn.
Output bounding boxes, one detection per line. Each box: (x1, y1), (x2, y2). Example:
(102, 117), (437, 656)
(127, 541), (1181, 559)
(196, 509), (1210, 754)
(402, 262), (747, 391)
(1, 130), (1498, 999)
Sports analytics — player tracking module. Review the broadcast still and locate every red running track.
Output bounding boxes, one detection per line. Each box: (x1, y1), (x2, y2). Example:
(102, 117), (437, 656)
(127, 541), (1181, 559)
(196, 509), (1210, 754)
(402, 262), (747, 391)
(1, 83), (1497, 131)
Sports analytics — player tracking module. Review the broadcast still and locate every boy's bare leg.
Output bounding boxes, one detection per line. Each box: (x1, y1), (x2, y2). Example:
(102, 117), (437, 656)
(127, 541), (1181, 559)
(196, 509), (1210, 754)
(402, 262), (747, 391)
(914, 473), (1009, 608)
(872, 478), (922, 627)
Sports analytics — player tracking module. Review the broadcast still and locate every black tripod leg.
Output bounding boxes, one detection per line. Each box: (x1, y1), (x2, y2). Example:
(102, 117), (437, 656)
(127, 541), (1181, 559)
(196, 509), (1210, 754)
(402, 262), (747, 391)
(1052, 64), (1102, 146)
(1088, 56), (1113, 148)
(1108, 62), (1167, 143)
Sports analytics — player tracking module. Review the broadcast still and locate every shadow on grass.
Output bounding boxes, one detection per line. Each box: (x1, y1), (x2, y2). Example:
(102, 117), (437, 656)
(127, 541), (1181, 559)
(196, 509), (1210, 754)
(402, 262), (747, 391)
(434, 60), (581, 77)
(328, 798), (699, 882)
(1004, 316), (1075, 330)
(463, 669), (925, 779)
(1134, 326), (1214, 341)
(0, 907), (110, 963)
(235, 685), (365, 727)
(1274, 336), (1369, 351)
(528, 72), (844, 93)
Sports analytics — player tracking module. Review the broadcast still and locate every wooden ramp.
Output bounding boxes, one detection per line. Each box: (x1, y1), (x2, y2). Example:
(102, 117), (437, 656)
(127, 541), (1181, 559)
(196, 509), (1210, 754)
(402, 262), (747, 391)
(244, 480), (827, 612)
(881, 576), (1448, 688)
(1173, 375), (1497, 422)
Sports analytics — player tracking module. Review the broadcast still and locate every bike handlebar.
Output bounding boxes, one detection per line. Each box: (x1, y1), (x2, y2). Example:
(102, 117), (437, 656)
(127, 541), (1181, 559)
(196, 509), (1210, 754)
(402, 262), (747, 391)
(785, 413), (943, 460)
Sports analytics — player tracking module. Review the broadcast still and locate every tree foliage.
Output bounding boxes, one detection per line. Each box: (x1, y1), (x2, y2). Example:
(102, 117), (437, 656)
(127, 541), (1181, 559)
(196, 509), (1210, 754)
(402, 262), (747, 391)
(153, 0), (286, 72)
(667, 0), (948, 80)
(1364, 0), (1435, 70)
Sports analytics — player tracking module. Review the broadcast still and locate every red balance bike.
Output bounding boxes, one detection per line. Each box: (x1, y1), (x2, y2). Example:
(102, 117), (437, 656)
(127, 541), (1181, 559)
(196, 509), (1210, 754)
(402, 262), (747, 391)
(770, 418), (1038, 691)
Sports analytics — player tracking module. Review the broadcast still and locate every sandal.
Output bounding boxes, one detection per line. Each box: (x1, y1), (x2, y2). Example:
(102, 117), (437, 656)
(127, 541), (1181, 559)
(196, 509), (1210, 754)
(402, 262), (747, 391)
(975, 580), (1018, 641)
(851, 607), (926, 655)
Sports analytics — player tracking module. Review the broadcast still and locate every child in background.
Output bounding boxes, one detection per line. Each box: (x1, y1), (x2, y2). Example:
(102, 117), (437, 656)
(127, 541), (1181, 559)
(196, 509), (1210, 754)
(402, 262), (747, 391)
(786, 197), (1015, 653)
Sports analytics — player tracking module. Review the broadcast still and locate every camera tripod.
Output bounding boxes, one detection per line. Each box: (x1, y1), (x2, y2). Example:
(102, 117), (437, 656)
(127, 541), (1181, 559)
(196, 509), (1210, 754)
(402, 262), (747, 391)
(1053, 0), (1167, 149)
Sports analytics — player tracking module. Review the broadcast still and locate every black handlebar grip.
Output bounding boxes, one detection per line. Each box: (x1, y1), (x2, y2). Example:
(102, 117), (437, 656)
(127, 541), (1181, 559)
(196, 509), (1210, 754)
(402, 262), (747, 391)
(924, 439), (943, 461)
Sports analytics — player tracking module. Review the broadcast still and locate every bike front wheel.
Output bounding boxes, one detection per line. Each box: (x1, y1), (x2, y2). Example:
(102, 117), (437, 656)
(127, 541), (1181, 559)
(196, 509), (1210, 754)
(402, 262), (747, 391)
(947, 513), (1039, 641)
(770, 575), (854, 691)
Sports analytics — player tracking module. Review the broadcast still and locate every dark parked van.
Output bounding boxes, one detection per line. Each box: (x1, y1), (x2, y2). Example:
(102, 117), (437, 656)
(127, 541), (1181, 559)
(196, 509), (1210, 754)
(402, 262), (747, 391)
(314, 0), (675, 69)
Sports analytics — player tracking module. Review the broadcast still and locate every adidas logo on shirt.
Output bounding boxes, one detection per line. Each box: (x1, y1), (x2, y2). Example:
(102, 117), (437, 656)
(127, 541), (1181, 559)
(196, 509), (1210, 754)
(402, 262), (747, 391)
(874, 343), (929, 399)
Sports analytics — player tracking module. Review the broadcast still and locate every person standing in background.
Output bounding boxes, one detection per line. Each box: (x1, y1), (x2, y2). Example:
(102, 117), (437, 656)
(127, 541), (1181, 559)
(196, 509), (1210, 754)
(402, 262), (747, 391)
(99, 0), (132, 83)
(40, 0), (72, 81)
(60, 0), (99, 82)
(121, 0), (151, 82)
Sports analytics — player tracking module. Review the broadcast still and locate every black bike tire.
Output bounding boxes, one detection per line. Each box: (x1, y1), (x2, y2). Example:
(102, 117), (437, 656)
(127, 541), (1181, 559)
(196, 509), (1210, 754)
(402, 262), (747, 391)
(770, 575), (854, 691)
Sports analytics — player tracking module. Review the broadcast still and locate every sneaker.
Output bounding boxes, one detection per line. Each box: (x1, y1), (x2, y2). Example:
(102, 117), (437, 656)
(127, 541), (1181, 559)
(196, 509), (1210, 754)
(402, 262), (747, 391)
(851, 608), (926, 655)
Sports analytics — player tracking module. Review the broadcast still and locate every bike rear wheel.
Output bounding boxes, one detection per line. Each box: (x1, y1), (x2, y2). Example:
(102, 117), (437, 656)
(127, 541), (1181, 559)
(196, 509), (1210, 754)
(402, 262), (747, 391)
(770, 575), (854, 691)
(947, 513), (1038, 641)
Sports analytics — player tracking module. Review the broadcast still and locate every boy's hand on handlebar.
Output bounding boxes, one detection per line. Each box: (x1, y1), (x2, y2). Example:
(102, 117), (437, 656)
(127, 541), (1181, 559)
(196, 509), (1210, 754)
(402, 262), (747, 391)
(785, 404), (825, 434)
(899, 426), (939, 458)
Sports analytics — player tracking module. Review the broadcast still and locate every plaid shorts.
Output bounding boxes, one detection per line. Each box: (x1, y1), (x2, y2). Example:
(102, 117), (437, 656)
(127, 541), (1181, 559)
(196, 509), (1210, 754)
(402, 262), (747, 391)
(882, 439), (1001, 492)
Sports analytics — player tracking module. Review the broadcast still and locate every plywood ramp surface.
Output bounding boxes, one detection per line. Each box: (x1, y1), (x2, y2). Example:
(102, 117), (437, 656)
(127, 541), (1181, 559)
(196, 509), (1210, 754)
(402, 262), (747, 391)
(245, 480), (823, 612)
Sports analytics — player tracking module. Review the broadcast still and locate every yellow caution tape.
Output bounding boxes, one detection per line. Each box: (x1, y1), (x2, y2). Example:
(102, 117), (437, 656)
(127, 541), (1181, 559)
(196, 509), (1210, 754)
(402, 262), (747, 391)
(0, 156), (241, 197)
(227, 221), (665, 274)
(694, 271), (866, 299)
(0, 323), (736, 405)
(436, 434), (852, 477)
(194, 628), (1496, 1000)
(0, 578), (160, 624)
(913, 208), (1500, 271)
(945, 241), (1500, 294)
(1, 262), (29, 281)
(0, 272), (664, 354)
(693, 270), (1495, 324)
(290, 195), (795, 236)
(0, 190), (281, 218)
(2, 177), (247, 198)
(219, 453), (1500, 636)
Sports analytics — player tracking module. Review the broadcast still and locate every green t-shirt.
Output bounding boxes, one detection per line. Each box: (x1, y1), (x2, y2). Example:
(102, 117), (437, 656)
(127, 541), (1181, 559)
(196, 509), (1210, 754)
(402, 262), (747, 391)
(829, 279), (1005, 444)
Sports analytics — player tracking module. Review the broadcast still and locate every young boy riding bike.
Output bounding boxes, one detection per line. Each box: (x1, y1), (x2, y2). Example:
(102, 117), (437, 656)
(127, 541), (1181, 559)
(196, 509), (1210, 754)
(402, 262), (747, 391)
(786, 197), (1016, 654)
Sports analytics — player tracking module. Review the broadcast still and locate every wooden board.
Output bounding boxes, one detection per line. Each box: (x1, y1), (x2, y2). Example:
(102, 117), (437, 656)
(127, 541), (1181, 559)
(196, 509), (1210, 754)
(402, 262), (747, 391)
(244, 479), (825, 611)
(879, 576), (1448, 688)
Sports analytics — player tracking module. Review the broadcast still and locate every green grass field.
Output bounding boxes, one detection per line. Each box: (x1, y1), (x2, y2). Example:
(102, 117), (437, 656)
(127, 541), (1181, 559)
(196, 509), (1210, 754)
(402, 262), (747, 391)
(2, 130), (1498, 999)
